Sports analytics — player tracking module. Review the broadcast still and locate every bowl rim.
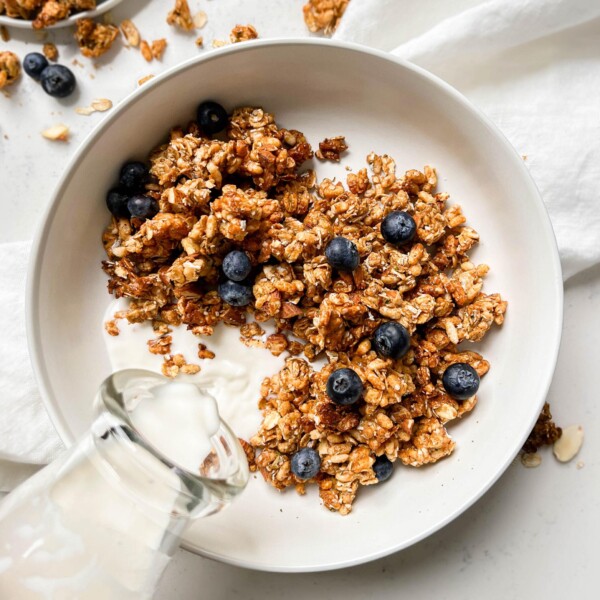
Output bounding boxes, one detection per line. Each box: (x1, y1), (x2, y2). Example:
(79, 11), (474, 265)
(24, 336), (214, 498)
(25, 38), (564, 572)
(0, 0), (122, 29)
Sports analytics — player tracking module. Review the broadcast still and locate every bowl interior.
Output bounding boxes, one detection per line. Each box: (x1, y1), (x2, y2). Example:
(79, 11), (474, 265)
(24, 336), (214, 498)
(28, 41), (562, 572)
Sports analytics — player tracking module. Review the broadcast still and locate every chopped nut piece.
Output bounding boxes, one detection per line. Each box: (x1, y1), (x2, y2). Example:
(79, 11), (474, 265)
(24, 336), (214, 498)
(140, 40), (152, 62)
(151, 38), (167, 60)
(42, 123), (69, 141)
(212, 39), (228, 48)
(195, 36), (204, 47)
(43, 42), (58, 61)
(76, 105), (96, 116)
(303, 0), (349, 35)
(230, 24), (259, 43)
(553, 425), (583, 463)
(315, 136), (348, 161)
(75, 18), (119, 58)
(193, 10), (207, 29)
(120, 19), (140, 47)
(148, 335), (172, 355)
(166, 0), (194, 31)
(0, 51), (20, 89)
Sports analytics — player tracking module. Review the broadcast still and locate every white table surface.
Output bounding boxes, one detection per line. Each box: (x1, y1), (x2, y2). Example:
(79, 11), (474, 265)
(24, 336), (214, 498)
(1, 1), (597, 598)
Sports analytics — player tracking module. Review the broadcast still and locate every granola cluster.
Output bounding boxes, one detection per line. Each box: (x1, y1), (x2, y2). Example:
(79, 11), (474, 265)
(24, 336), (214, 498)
(0, 50), (20, 88)
(303, 0), (350, 34)
(74, 17), (119, 58)
(102, 106), (506, 514)
(0, 0), (96, 29)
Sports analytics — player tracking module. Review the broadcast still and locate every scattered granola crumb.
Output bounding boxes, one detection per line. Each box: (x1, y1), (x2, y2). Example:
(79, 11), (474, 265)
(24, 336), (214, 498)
(167, 0), (194, 32)
(76, 98), (112, 116)
(72, 58), (85, 68)
(41, 123), (69, 141)
(0, 25), (10, 42)
(520, 452), (542, 468)
(553, 425), (583, 463)
(522, 155), (528, 161)
(522, 403), (562, 454)
(195, 35), (204, 48)
(162, 353), (200, 378)
(193, 10), (208, 29)
(43, 42), (59, 62)
(75, 18), (119, 58)
(140, 40), (152, 62)
(316, 135), (348, 161)
(576, 460), (584, 470)
(239, 438), (257, 472)
(120, 19), (140, 47)
(104, 319), (120, 336)
(0, 51), (20, 89)
(91, 97), (112, 112)
(148, 334), (173, 355)
(212, 39), (228, 48)
(198, 343), (216, 360)
(138, 74), (155, 86)
(303, 0), (349, 35)
(230, 24), (259, 44)
(151, 38), (167, 60)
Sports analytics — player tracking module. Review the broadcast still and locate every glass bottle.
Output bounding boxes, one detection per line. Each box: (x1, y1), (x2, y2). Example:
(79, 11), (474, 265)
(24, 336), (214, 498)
(0, 369), (248, 599)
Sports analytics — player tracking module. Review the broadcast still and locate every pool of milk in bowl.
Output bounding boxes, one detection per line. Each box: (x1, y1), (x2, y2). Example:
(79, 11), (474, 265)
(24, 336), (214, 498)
(103, 298), (287, 440)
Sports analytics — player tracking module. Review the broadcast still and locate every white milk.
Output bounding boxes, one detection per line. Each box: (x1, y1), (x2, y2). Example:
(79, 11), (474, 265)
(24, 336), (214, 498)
(103, 298), (287, 440)
(129, 382), (220, 472)
(0, 382), (221, 599)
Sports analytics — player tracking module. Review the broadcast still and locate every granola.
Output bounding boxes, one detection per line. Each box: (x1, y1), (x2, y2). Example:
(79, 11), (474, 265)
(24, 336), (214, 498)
(230, 24), (258, 44)
(316, 135), (348, 161)
(0, 0), (97, 29)
(303, 0), (349, 35)
(74, 17), (119, 58)
(166, 0), (194, 32)
(101, 104), (507, 514)
(0, 50), (20, 89)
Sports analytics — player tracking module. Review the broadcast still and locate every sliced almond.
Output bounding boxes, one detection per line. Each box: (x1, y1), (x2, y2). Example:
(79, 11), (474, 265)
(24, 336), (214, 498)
(193, 10), (208, 29)
(76, 106), (96, 116)
(212, 40), (228, 48)
(91, 98), (113, 112)
(120, 19), (140, 47)
(138, 74), (155, 86)
(553, 425), (583, 463)
(42, 124), (69, 142)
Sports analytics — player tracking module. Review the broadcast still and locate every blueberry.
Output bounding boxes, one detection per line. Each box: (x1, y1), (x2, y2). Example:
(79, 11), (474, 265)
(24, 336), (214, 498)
(372, 322), (411, 359)
(40, 64), (76, 98)
(290, 447), (321, 480)
(222, 250), (252, 282)
(23, 53), (48, 81)
(373, 455), (394, 482)
(119, 161), (148, 193)
(442, 363), (480, 400)
(197, 100), (228, 135)
(381, 211), (416, 245)
(218, 280), (253, 307)
(106, 189), (130, 218)
(325, 237), (359, 271)
(326, 368), (363, 406)
(127, 194), (158, 219)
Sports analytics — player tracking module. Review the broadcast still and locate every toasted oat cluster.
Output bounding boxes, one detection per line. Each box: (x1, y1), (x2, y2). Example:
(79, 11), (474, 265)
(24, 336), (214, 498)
(0, 50), (20, 88)
(101, 105), (507, 514)
(0, 0), (96, 29)
(74, 17), (119, 58)
(303, 0), (349, 34)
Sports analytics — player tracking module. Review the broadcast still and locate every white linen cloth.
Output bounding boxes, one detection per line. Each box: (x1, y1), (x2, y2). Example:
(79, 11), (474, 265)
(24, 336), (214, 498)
(1, 0), (599, 491)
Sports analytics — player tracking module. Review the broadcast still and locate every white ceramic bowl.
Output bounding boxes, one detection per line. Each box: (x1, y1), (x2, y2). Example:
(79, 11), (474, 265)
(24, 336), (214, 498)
(0, 0), (122, 29)
(27, 40), (563, 572)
